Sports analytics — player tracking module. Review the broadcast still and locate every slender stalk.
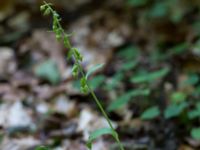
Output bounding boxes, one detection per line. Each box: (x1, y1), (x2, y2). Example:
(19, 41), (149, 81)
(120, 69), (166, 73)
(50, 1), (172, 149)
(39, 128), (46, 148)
(41, 2), (125, 150)
(89, 87), (125, 150)
(73, 56), (124, 150)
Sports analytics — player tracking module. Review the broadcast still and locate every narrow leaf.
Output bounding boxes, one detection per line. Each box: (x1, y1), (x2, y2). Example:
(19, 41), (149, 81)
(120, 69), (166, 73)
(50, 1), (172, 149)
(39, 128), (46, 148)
(89, 75), (105, 90)
(141, 106), (160, 120)
(104, 73), (123, 90)
(164, 102), (187, 119)
(119, 60), (138, 71)
(117, 46), (140, 60)
(86, 128), (117, 150)
(35, 146), (49, 150)
(86, 64), (104, 79)
(35, 59), (61, 85)
(127, 0), (148, 7)
(191, 127), (200, 140)
(188, 103), (200, 119)
(108, 89), (150, 111)
(131, 67), (169, 83)
(170, 92), (186, 103)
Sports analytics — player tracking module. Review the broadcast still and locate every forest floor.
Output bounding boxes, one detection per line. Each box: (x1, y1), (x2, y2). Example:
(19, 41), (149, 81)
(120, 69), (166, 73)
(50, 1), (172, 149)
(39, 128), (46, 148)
(0, 0), (200, 150)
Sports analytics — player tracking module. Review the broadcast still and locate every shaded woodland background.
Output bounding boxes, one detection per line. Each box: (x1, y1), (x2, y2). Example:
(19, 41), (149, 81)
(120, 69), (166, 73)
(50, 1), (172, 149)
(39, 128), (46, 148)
(0, 0), (200, 150)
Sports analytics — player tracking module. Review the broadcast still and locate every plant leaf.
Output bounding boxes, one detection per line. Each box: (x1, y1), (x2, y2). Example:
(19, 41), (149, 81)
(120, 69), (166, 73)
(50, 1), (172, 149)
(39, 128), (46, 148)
(148, 2), (168, 18)
(141, 106), (160, 120)
(164, 102), (187, 119)
(86, 128), (117, 150)
(191, 128), (200, 140)
(35, 146), (49, 150)
(170, 92), (186, 103)
(131, 67), (169, 83)
(117, 46), (140, 60)
(108, 89), (150, 111)
(181, 74), (199, 86)
(168, 43), (189, 56)
(86, 64), (104, 79)
(119, 60), (138, 71)
(188, 103), (200, 119)
(89, 75), (105, 90)
(104, 73), (124, 90)
(34, 59), (61, 85)
(127, 0), (149, 7)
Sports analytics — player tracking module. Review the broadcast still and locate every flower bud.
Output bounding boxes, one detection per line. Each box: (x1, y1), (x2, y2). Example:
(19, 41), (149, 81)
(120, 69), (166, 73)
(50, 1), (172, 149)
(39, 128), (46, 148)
(40, 5), (46, 11)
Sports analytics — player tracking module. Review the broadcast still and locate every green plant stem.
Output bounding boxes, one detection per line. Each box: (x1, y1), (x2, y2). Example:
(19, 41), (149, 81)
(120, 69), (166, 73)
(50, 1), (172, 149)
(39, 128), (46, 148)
(42, 3), (125, 150)
(74, 60), (124, 150)
(89, 87), (125, 150)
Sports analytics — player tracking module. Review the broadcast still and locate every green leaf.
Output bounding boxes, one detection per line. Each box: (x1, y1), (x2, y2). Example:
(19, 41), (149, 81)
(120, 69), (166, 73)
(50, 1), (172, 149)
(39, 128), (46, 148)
(170, 6), (184, 23)
(181, 74), (199, 86)
(86, 128), (117, 150)
(188, 103), (200, 119)
(35, 146), (49, 150)
(131, 68), (169, 83)
(193, 40), (200, 56)
(119, 60), (138, 71)
(191, 128), (200, 140)
(168, 43), (189, 56)
(86, 64), (104, 79)
(164, 102), (187, 119)
(104, 73), (124, 90)
(127, 0), (149, 7)
(170, 92), (186, 103)
(148, 2), (168, 18)
(117, 46), (140, 60)
(192, 86), (200, 97)
(35, 60), (61, 85)
(192, 21), (200, 34)
(73, 75), (105, 91)
(188, 110), (200, 119)
(141, 106), (160, 120)
(108, 89), (150, 111)
(89, 75), (105, 90)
